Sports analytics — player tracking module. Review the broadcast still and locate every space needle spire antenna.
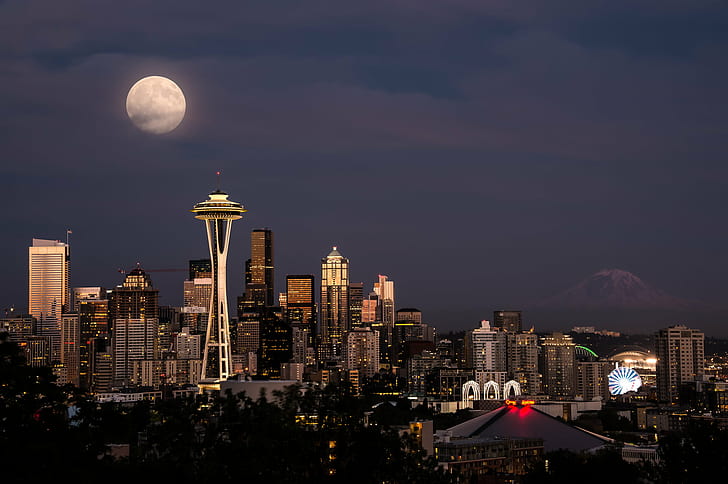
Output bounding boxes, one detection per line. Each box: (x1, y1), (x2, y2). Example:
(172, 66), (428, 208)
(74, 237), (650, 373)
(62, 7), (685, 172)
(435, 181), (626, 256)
(191, 185), (247, 387)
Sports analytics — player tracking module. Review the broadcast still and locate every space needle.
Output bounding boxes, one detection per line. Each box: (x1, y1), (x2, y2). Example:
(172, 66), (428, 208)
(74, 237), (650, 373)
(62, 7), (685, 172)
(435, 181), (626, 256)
(191, 185), (246, 387)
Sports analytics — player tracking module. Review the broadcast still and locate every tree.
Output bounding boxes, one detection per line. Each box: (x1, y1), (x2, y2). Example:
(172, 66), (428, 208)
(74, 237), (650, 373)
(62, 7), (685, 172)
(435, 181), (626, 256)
(657, 420), (728, 483)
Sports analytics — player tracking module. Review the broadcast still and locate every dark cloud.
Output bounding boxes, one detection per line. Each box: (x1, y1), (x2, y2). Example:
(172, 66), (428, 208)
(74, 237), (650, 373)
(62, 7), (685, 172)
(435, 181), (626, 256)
(3, 1), (728, 333)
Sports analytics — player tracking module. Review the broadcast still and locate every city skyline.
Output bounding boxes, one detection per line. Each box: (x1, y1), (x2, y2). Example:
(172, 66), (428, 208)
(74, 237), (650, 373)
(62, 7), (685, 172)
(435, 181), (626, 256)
(12, 226), (728, 336)
(4, 3), (728, 334)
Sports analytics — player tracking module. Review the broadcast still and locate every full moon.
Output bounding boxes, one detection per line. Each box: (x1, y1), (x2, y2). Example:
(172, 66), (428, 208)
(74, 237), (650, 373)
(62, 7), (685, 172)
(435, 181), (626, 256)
(126, 76), (186, 134)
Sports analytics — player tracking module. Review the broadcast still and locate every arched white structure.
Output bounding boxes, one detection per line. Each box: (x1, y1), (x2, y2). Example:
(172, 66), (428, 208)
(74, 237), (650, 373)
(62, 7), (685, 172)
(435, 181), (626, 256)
(503, 380), (521, 398)
(462, 380), (480, 403)
(483, 380), (500, 399)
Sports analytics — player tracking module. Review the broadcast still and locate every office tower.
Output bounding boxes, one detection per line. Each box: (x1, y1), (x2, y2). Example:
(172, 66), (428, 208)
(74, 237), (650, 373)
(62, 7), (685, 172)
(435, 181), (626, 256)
(345, 327), (380, 379)
(183, 258), (211, 335)
(189, 259), (212, 280)
(493, 310), (522, 332)
(396, 308), (422, 325)
(361, 293), (378, 324)
(576, 361), (612, 401)
(348, 282), (364, 329)
(77, 297), (109, 389)
(182, 276), (212, 334)
(319, 247), (349, 361)
(243, 229), (274, 307)
(506, 332), (541, 395)
(235, 320), (260, 374)
(113, 319), (158, 386)
(259, 309), (292, 379)
(72, 287), (104, 311)
(465, 320), (507, 372)
(192, 189), (246, 382)
(286, 275), (316, 328)
(60, 313), (80, 386)
(656, 325), (705, 404)
(109, 268), (159, 325)
(158, 305), (180, 354)
(176, 327), (201, 359)
(29, 238), (70, 361)
(373, 275), (395, 326)
(539, 333), (576, 399)
(109, 268), (160, 386)
(89, 337), (113, 393)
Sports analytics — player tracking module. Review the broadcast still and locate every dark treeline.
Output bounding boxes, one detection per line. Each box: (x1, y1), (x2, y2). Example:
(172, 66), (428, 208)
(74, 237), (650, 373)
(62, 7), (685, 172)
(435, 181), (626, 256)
(3, 333), (728, 484)
(0, 333), (451, 483)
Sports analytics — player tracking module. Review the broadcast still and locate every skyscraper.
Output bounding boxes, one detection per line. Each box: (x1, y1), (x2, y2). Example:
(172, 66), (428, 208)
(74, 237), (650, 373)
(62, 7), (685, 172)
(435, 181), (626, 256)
(77, 295), (109, 390)
(286, 275), (316, 329)
(373, 275), (395, 326)
(60, 312), (80, 386)
(656, 325), (705, 404)
(258, 308), (292, 379)
(191, 189), (246, 382)
(189, 259), (212, 280)
(506, 332), (541, 395)
(109, 268), (159, 386)
(28, 238), (70, 361)
(182, 259), (212, 335)
(319, 247), (349, 361)
(539, 332), (576, 399)
(348, 282), (364, 329)
(244, 228), (274, 307)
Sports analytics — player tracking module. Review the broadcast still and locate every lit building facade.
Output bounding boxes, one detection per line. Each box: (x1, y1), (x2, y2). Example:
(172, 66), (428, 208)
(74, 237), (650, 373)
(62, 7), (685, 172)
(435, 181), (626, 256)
(77, 292), (109, 390)
(539, 333), (576, 399)
(60, 312), (80, 386)
(506, 332), (541, 395)
(29, 238), (70, 361)
(345, 327), (380, 379)
(348, 282), (364, 329)
(656, 325), (705, 404)
(319, 247), (349, 361)
(286, 275), (316, 329)
(244, 228), (274, 307)
(576, 361), (612, 401)
(109, 268), (159, 386)
(373, 275), (395, 326)
(465, 320), (507, 372)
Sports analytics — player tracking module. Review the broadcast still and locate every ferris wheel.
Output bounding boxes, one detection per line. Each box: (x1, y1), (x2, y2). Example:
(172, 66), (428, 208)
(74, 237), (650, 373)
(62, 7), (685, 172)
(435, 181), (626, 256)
(608, 365), (643, 395)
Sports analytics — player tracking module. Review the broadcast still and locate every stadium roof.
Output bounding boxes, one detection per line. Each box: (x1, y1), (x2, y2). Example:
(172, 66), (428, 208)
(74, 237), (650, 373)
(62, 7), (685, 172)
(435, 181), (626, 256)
(447, 402), (612, 452)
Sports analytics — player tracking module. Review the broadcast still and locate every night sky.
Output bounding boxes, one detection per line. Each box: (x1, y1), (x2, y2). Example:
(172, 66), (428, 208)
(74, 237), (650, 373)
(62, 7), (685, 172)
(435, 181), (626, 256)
(3, 2), (728, 334)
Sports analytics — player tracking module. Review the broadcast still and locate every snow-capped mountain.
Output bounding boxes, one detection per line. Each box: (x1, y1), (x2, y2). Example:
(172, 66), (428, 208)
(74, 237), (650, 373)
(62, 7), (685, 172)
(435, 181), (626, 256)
(537, 269), (695, 310)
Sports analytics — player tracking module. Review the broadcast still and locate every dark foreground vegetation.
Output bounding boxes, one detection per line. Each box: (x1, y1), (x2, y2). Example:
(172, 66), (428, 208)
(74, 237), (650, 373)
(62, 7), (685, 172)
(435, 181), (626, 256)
(3, 333), (728, 484)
